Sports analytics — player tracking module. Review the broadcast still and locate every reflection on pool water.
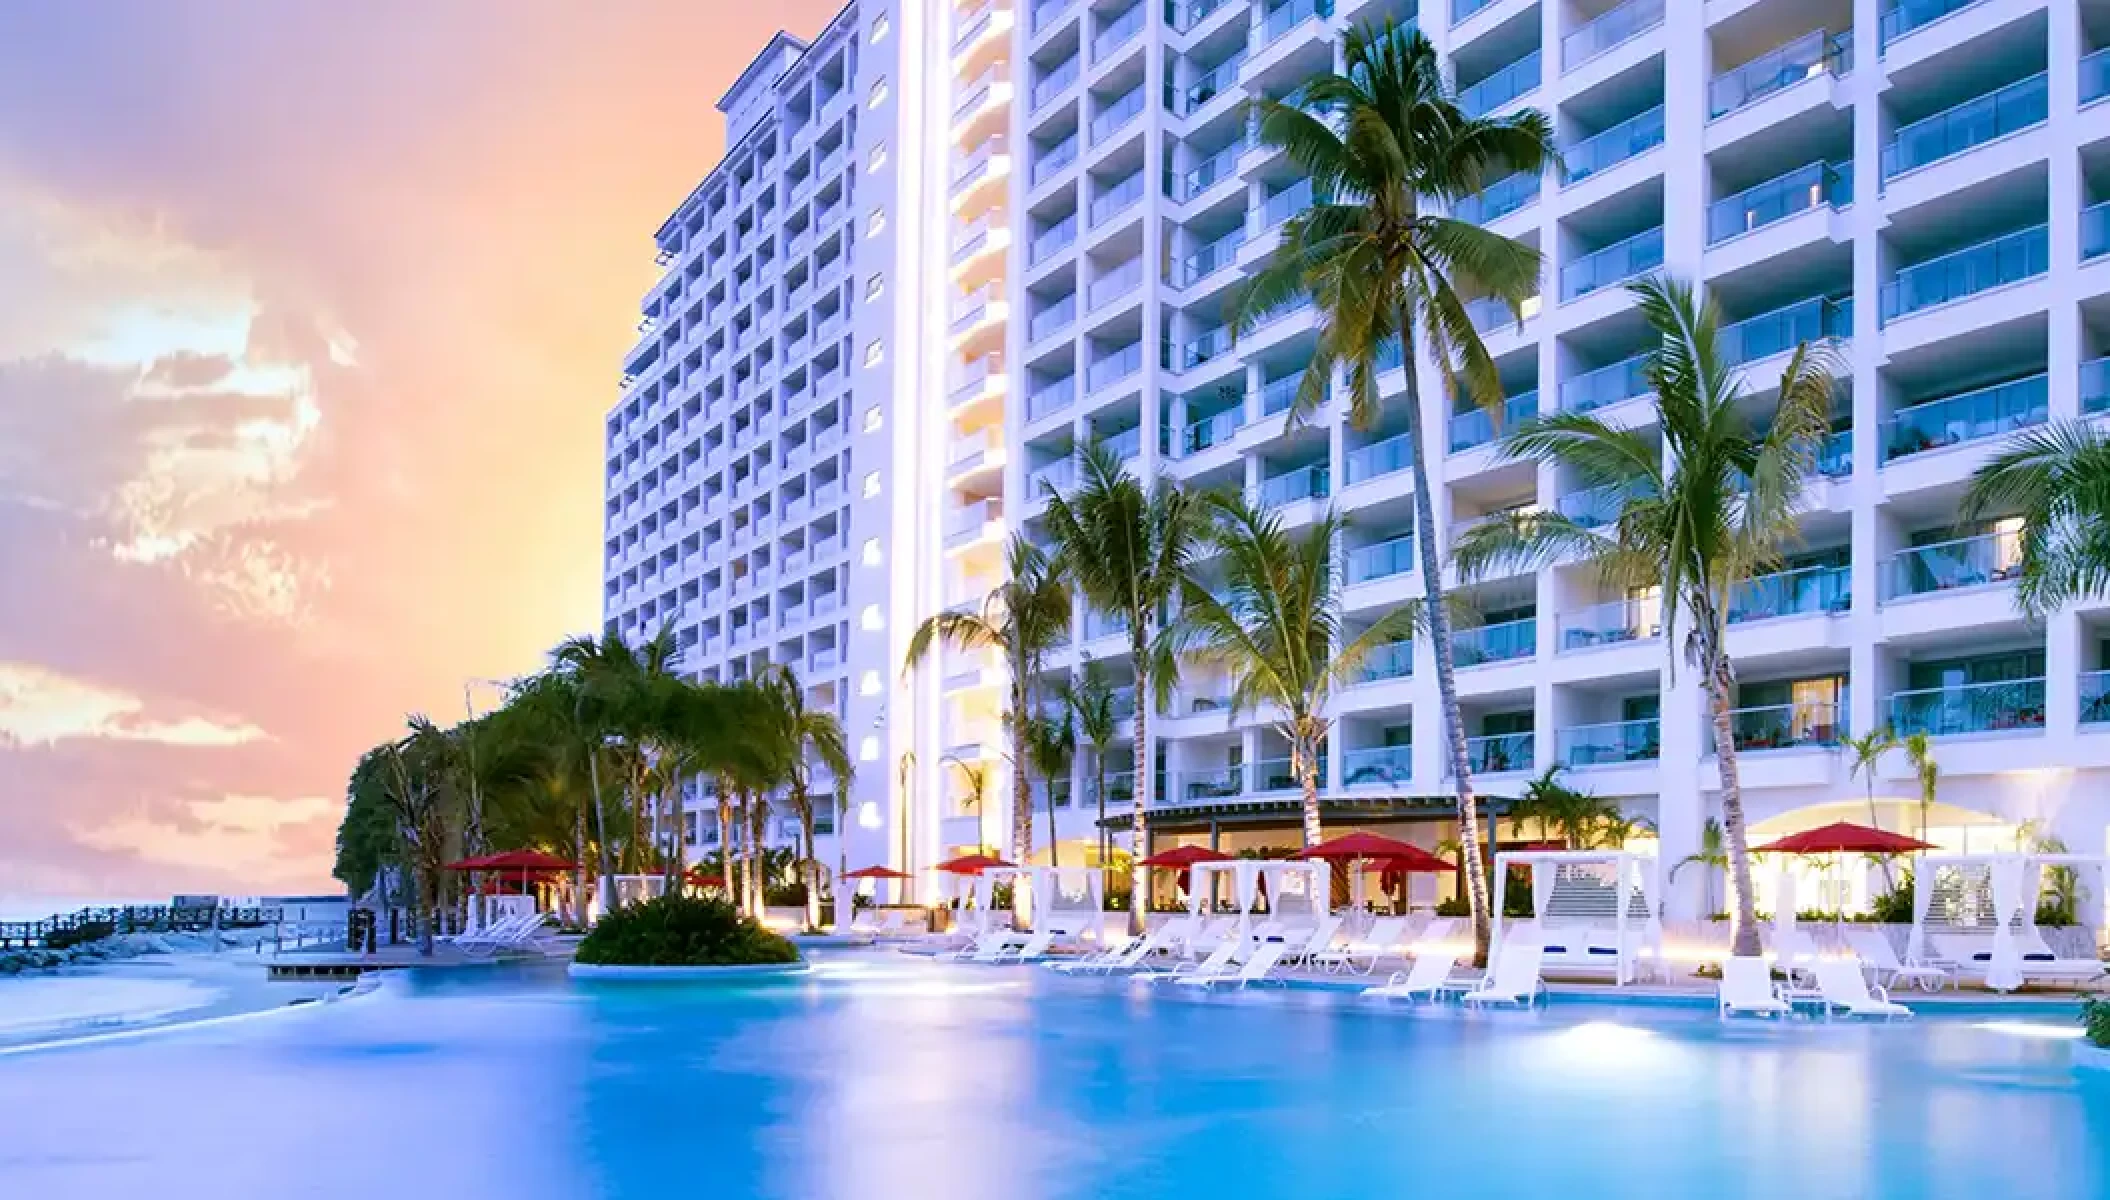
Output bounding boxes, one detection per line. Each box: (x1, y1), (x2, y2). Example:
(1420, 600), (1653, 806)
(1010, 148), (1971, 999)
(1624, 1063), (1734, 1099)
(1, 951), (2106, 1200)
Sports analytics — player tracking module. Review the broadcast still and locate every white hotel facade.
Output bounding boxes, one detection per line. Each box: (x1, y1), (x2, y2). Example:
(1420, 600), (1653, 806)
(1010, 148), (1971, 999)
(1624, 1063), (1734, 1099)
(606, 0), (2110, 917)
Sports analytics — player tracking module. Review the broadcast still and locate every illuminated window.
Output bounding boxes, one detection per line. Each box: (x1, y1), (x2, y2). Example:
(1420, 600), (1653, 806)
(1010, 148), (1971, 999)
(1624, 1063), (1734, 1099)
(862, 538), (882, 566)
(864, 340), (884, 367)
(865, 274), (885, 303)
(862, 471), (882, 498)
(859, 735), (880, 762)
(863, 405), (883, 432)
(861, 604), (883, 631)
(860, 670), (882, 696)
(866, 210), (887, 239)
(868, 78), (889, 109)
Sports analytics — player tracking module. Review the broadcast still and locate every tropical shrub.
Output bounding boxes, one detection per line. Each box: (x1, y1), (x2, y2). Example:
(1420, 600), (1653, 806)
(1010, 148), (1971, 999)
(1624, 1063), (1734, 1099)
(2083, 998), (2110, 1049)
(45, 921), (116, 951)
(574, 893), (798, 967)
(1867, 871), (1915, 924)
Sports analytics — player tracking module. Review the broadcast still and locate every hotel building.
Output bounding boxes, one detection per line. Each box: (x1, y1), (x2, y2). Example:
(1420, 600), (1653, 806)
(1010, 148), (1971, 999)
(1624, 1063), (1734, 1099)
(610, 0), (2110, 917)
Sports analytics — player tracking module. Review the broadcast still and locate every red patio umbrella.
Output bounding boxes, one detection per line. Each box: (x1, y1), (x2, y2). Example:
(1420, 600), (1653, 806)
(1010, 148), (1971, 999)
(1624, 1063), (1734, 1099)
(1752, 822), (1935, 856)
(934, 853), (1014, 875)
(1138, 845), (1233, 896)
(447, 849), (578, 872)
(684, 869), (727, 889)
(1291, 831), (1448, 868)
(842, 866), (914, 880)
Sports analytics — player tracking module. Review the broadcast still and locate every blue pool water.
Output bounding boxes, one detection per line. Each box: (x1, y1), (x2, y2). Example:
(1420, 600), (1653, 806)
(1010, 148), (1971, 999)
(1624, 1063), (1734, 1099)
(0, 952), (2105, 1199)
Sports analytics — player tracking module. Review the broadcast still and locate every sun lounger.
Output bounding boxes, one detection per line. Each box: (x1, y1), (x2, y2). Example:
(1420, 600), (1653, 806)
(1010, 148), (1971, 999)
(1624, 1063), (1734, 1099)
(1462, 940), (1546, 1008)
(1843, 930), (1949, 993)
(1718, 955), (1790, 1018)
(1282, 916), (1343, 969)
(1770, 929), (1823, 981)
(457, 912), (551, 957)
(946, 929), (1024, 962)
(1362, 950), (1462, 1001)
(1314, 916), (1409, 975)
(1933, 932), (2106, 990)
(1177, 939), (1291, 989)
(1183, 916), (1237, 959)
(998, 929), (1057, 962)
(1049, 933), (1142, 974)
(1145, 936), (1244, 983)
(1810, 960), (1913, 1019)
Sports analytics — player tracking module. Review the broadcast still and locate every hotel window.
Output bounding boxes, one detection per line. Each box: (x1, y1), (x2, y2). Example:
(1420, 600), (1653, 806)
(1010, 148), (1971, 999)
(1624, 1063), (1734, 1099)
(859, 735), (880, 762)
(865, 274), (885, 303)
(871, 13), (889, 41)
(866, 210), (887, 239)
(868, 78), (889, 109)
(860, 670), (881, 696)
(864, 340), (884, 368)
(861, 604), (883, 631)
(862, 470), (882, 498)
(862, 538), (882, 566)
(868, 144), (888, 172)
(862, 404), (883, 432)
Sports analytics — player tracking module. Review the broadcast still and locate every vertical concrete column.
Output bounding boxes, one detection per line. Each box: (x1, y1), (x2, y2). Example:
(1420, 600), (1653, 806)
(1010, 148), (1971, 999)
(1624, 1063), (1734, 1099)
(1847, 0), (1886, 749)
(2047, 0), (2083, 421)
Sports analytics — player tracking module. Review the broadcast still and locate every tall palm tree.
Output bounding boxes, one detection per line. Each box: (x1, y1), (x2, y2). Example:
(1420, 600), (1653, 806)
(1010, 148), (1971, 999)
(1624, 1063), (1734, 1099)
(1022, 711), (1073, 867)
(1453, 275), (1837, 958)
(904, 534), (1070, 864)
(1234, 20), (1556, 963)
(551, 629), (660, 910)
(1845, 728), (1899, 890)
(1962, 421), (2110, 616)
(1901, 731), (1939, 845)
(1042, 442), (1208, 931)
(1671, 817), (1728, 919)
(381, 717), (463, 956)
(1059, 664), (1120, 888)
(757, 665), (854, 930)
(1176, 494), (1419, 845)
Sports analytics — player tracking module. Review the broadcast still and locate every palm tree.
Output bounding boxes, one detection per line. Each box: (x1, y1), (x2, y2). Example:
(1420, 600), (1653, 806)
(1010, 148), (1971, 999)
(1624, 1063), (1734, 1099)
(1671, 817), (1728, 918)
(757, 665), (853, 930)
(551, 630), (659, 910)
(1845, 727), (1899, 890)
(380, 717), (463, 956)
(1506, 766), (1634, 850)
(905, 533), (1070, 864)
(944, 754), (994, 849)
(1059, 665), (1120, 887)
(1042, 442), (1208, 931)
(1901, 731), (1939, 845)
(1176, 494), (1419, 845)
(1234, 20), (1556, 964)
(1962, 421), (2110, 616)
(1453, 275), (1838, 958)
(1022, 711), (1073, 867)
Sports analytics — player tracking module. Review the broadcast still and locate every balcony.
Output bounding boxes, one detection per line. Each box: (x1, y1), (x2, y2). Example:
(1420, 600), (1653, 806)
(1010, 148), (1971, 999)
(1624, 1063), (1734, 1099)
(1260, 178), (1317, 229)
(1465, 293), (1542, 334)
(1459, 731), (1533, 775)
(1027, 457), (1075, 500)
(1095, 425), (1142, 463)
(2087, 48), (2110, 107)
(1176, 141), (1246, 202)
(1182, 53), (1247, 115)
(944, 499), (1002, 549)
(953, 66), (1007, 125)
(1889, 677), (2045, 737)
(2085, 357), (2110, 416)
(1183, 408), (1242, 455)
(1883, 373), (2047, 461)
(1561, 227), (1664, 302)
(2083, 671), (2110, 725)
(1720, 296), (1851, 367)
(1176, 768), (1243, 802)
(1449, 392), (1538, 452)
(1728, 564), (1850, 624)
(1707, 162), (1852, 245)
(954, 137), (1008, 194)
(1453, 0), (1499, 24)
(1562, 0), (1662, 73)
(1881, 530), (2022, 600)
(1729, 702), (1845, 752)
(1559, 352), (1650, 413)
(1032, 135), (1079, 186)
(2083, 200), (2110, 262)
(1558, 717), (1660, 767)
(1556, 598), (1659, 652)
(1030, 214), (1079, 265)
(1454, 617), (1535, 667)
(1089, 258), (1144, 310)
(1356, 640), (1414, 684)
(1820, 429), (1853, 477)
(1029, 294), (1077, 342)
(1348, 534), (1417, 584)
(1459, 49), (1541, 119)
(1087, 343), (1143, 391)
(1175, 228), (1246, 287)
(1565, 106), (1664, 186)
(1027, 376), (1077, 421)
(1879, 0), (1985, 49)
(1879, 225), (2047, 323)
(1031, 0), (1076, 34)
(1881, 73), (2047, 181)
(1345, 431), (1415, 485)
(1343, 745), (1413, 787)
(1254, 464), (1330, 508)
(1093, 3), (1143, 61)
(1032, 57), (1080, 111)
(1710, 31), (1851, 120)
(1092, 87), (1146, 143)
(1183, 325), (1234, 369)
(1258, 0), (1332, 49)
(1453, 171), (1539, 225)
(1091, 171), (1146, 225)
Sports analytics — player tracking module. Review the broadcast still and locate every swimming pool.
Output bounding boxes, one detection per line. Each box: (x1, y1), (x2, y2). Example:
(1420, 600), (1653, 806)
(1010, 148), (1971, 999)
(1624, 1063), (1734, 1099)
(1, 952), (2104, 1199)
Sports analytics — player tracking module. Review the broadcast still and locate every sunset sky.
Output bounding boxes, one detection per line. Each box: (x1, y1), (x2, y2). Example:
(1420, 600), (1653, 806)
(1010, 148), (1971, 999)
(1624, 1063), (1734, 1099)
(0, 1), (838, 903)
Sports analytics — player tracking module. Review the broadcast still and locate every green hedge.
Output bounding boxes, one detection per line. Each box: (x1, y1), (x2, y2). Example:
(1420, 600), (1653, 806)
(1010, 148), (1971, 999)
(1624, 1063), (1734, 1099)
(574, 894), (799, 967)
(2085, 998), (2110, 1050)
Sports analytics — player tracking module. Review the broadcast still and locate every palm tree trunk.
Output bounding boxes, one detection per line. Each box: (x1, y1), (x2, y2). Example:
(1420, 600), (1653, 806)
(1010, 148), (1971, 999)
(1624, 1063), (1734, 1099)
(799, 787), (820, 931)
(573, 802), (588, 926)
(1296, 734), (1322, 847)
(1044, 770), (1060, 868)
(1127, 629), (1150, 936)
(1400, 315), (1493, 966)
(586, 746), (614, 918)
(1010, 675), (1033, 865)
(1095, 753), (1110, 900)
(666, 776), (685, 891)
(717, 792), (736, 908)
(417, 862), (436, 957)
(1704, 634), (1762, 957)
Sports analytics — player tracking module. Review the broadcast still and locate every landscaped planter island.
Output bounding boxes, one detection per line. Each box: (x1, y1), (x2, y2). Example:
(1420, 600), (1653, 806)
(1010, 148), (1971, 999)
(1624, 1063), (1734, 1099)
(565, 894), (804, 981)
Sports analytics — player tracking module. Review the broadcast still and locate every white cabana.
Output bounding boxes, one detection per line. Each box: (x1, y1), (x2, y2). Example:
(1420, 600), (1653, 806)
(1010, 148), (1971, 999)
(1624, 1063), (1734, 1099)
(1489, 850), (1663, 985)
(1019, 866), (1106, 943)
(1909, 853), (2108, 991)
(1185, 859), (1331, 943)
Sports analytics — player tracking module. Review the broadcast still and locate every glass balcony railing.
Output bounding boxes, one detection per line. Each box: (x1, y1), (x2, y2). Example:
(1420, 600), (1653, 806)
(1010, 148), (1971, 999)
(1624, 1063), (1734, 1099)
(2087, 47), (2110, 106)
(1880, 225), (2047, 323)
(1343, 745), (1414, 786)
(1884, 373), (2047, 460)
(2082, 671), (2110, 725)
(1729, 564), (1851, 623)
(1563, 0), (1664, 72)
(1178, 141), (1245, 201)
(1261, 178), (1317, 227)
(1030, 215), (1079, 265)
(1558, 717), (1661, 767)
(1376, 337), (1405, 372)
(1464, 294), (1543, 334)
(1348, 534), (1417, 583)
(1095, 426), (1142, 463)
(1729, 702), (1846, 752)
(1088, 258), (1144, 310)
(1556, 484), (1632, 529)
(1031, 0), (1076, 33)
(1459, 731), (1534, 775)
(1032, 135), (1079, 186)
(1880, 0), (1985, 48)
(1454, 617), (1535, 667)
(1560, 352), (1650, 413)
(1247, 756), (1323, 794)
(1177, 229), (1246, 287)
(1032, 58), (1081, 111)
(1710, 30), (1852, 119)
(1259, 375), (1300, 418)
(1356, 640), (1414, 684)
(1183, 407), (1242, 454)
(1818, 428), (1853, 477)
(1557, 598), (1660, 652)
(1459, 49), (1541, 119)
(1707, 162), (1852, 245)
(1720, 296), (1852, 366)
(1562, 227), (1664, 301)
(2085, 358), (2110, 416)
(1176, 768), (1243, 801)
(1026, 377), (1075, 421)
(1091, 171), (1145, 224)
(1882, 73), (2047, 180)
(1452, 0), (1499, 24)
(1093, 3), (1144, 60)
(1453, 171), (1540, 225)
(1092, 87), (1146, 142)
(1345, 431), (1415, 484)
(1565, 106), (1665, 185)
(1254, 464), (1330, 507)
(1027, 458), (1075, 499)
(1088, 343), (1143, 391)
(1882, 529), (2024, 600)
(1029, 294), (1077, 342)
(1183, 52), (1246, 113)
(1260, 0), (1333, 47)
(1183, 325), (1234, 368)
(1450, 391), (1539, 452)
(1890, 677), (2045, 737)
(2084, 200), (2110, 262)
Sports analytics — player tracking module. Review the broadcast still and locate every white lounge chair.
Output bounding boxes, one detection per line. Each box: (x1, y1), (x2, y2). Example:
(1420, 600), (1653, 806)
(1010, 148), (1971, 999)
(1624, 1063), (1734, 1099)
(1462, 939), (1546, 1008)
(1183, 916), (1238, 959)
(1050, 932), (1142, 974)
(1177, 939), (1291, 989)
(1933, 931), (2107, 990)
(998, 929), (1057, 962)
(1147, 936), (1244, 983)
(948, 929), (1024, 962)
(1315, 916), (1409, 975)
(1362, 950), (1461, 1001)
(1843, 929), (1949, 993)
(1810, 959), (1913, 1019)
(1718, 956), (1790, 1018)
(1412, 917), (1460, 952)
(1770, 929), (1823, 982)
(1282, 916), (1343, 969)
(457, 912), (550, 957)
